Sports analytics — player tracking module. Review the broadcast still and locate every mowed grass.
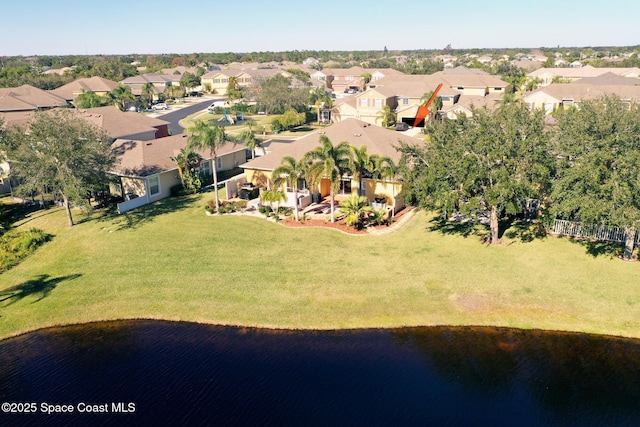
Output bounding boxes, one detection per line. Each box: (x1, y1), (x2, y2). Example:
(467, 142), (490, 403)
(1, 194), (640, 340)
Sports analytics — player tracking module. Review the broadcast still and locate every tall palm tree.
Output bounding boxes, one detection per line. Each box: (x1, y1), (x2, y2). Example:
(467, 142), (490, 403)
(109, 85), (135, 111)
(376, 105), (396, 128)
(186, 120), (228, 210)
(141, 82), (155, 108)
(272, 156), (305, 221)
(350, 145), (376, 197)
(303, 135), (352, 223)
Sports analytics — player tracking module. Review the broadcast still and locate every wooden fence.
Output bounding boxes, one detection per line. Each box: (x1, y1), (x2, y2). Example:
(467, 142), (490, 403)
(552, 219), (640, 245)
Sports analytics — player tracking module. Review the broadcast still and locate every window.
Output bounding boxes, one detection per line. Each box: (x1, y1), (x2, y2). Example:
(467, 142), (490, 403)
(494, 87), (503, 91)
(374, 99), (383, 107)
(199, 160), (211, 176)
(149, 176), (160, 196)
(339, 178), (352, 195)
(216, 157), (222, 170)
(360, 98), (370, 107)
(222, 78), (228, 83)
(402, 98), (409, 105)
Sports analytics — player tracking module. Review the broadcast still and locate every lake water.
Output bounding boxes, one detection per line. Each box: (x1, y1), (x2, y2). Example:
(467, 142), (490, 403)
(2, 320), (640, 426)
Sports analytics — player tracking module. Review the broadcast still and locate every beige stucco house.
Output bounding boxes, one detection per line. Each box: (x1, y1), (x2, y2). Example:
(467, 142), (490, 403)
(111, 133), (248, 213)
(331, 68), (510, 126)
(241, 118), (421, 214)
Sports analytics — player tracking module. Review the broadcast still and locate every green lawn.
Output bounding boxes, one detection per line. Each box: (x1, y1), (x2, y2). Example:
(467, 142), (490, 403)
(1, 194), (640, 340)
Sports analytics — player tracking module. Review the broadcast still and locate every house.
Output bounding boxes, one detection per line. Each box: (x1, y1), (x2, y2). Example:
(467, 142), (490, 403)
(522, 72), (640, 114)
(523, 83), (640, 114)
(311, 67), (404, 93)
(331, 69), (510, 126)
(111, 133), (248, 213)
(0, 84), (69, 113)
(200, 68), (290, 95)
(526, 65), (640, 87)
(50, 76), (120, 103)
(74, 106), (171, 140)
(240, 118), (421, 214)
(120, 72), (183, 96)
(0, 84), (71, 130)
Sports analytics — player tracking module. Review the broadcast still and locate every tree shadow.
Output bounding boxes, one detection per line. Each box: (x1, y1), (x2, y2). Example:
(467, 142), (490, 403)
(428, 217), (488, 239)
(93, 194), (199, 231)
(579, 239), (623, 259)
(0, 273), (81, 308)
(503, 220), (548, 243)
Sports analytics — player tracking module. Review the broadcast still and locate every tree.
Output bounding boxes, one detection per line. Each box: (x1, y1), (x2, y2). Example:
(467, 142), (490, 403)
(74, 90), (109, 109)
(255, 74), (308, 114)
(236, 129), (261, 159)
(171, 148), (202, 192)
(180, 72), (201, 94)
(374, 156), (398, 217)
(376, 105), (396, 128)
(186, 120), (228, 210)
(259, 188), (286, 216)
(360, 72), (372, 90)
(226, 76), (243, 102)
(340, 194), (373, 229)
(399, 101), (552, 245)
(109, 85), (135, 111)
(308, 87), (333, 124)
(2, 110), (117, 226)
(350, 145), (376, 197)
(550, 96), (640, 260)
(141, 82), (155, 108)
(420, 90), (443, 120)
(272, 156), (305, 221)
(303, 136), (352, 223)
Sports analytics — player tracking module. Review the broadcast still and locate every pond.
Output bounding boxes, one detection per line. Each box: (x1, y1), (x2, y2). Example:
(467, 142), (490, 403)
(2, 320), (640, 426)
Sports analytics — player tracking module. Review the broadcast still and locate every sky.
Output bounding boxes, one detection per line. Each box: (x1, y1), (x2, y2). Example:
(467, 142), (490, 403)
(1, 0), (639, 56)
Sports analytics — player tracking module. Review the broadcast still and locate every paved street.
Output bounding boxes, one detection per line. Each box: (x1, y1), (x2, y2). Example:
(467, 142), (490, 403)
(151, 97), (223, 135)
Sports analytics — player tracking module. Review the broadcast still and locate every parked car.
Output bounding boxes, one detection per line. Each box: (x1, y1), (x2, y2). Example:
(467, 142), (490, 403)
(152, 103), (168, 111)
(207, 101), (225, 111)
(396, 122), (410, 131)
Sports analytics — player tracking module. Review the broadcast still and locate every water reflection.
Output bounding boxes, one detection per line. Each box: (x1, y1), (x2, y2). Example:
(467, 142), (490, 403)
(1, 321), (639, 426)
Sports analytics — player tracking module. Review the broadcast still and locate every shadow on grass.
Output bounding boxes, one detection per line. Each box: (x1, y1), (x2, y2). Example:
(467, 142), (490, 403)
(428, 217), (488, 239)
(556, 237), (624, 259)
(0, 273), (81, 308)
(429, 216), (546, 244)
(503, 220), (548, 243)
(93, 194), (199, 231)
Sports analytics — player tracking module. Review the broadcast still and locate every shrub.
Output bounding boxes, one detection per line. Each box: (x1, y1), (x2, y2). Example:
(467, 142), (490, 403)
(259, 206), (273, 216)
(0, 228), (52, 273)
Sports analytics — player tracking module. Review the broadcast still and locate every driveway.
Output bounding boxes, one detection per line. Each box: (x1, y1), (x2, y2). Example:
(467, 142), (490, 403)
(152, 97), (223, 135)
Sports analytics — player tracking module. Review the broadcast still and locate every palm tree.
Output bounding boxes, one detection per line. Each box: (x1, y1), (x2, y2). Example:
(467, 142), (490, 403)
(374, 156), (398, 217)
(186, 120), (228, 210)
(259, 188), (286, 216)
(360, 72), (372, 91)
(272, 156), (305, 221)
(309, 87), (333, 124)
(109, 85), (135, 111)
(141, 82), (155, 108)
(376, 105), (396, 128)
(237, 129), (261, 159)
(303, 135), (352, 223)
(171, 148), (202, 190)
(340, 194), (373, 229)
(74, 90), (107, 108)
(350, 145), (376, 197)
